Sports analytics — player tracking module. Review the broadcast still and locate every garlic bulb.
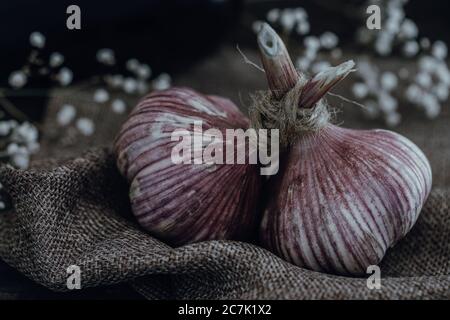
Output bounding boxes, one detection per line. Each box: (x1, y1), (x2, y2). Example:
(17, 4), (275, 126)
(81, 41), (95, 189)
(255, 24), (432, 275)
(115, 88), (261, 245)
(260, 124), (431, 275)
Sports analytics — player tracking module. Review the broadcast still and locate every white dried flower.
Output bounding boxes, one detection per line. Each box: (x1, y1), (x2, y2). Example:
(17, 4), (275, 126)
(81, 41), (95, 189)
(1, 120), (39, 170)
(11, 153), (30, 169)
(267, 8), (280, 23)
(152, 73), (171, 91)
(136, 64), (151, 79)
(56, 104), (76, 126)
(304, 48), (317, 61)
(380, 72), (398, 91)
(8, 120), (18, 128)
(320, 32), (338, 50)
(56, 67), (73, 86)
(137, 80), (149, 94)
(29, 31), (46, 48)
(8, 70), (27, 88)
(6, 143), (19, 155)
(422, 92), (438, 107)
(105, 74), (124, 88)
(424, 100), (441, 119)
(385, 18), (401, 34)
(433, 83), (449, 101)
(403, 41), (419, 57)
(295, 57), (311, 71)
(76, 118), (95, 136)
(49, 52), (65, 68)
(363, 100), (380, 119)
(126, 59), (140, 72)
(352, 82), (369, 99)
(416, 72), (432, 88)
(293, 7), (307, 21)
(378, 92), (398, 113)
(405, 84), (422, 103)
(96, 48), (116, 65)
(356, 60), (379, 92)
(123, 77), (138, 94)
(418, 56), (438, 73)
(385, 112), (401, 127)
(252, 20), (263, 33)
(304, 36), (320, 51)
(375, 39), (392, 56)
(388, 5), (404, 23)
(399, 19), (418, 39)
(93, 88), (110, 103)
(111, 99), (126, 114)
(0, 121), (11, 136)
(295, 21), (310, 35)
(280, 9), (296, 32)
(436, 65), (450, 85)
(15, 122), (38, 143)
(431, 41), (448, 60)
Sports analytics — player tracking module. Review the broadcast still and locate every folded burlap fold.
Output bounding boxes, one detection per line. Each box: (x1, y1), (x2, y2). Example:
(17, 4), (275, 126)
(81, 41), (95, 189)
(0, 148), (449, 299)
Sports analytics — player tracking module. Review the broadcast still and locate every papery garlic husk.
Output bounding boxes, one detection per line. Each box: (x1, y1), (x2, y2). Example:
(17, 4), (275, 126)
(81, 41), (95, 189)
(114, 87), (261, 245)
(255, 23), (432, 275)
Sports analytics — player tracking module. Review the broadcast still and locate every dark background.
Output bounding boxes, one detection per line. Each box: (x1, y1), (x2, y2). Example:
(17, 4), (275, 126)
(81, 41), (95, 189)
(1, 0), (450, 122)
(0, 0), (449, 299)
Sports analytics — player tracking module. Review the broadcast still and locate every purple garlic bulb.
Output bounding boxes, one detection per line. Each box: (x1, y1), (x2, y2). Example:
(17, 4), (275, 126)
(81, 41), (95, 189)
(115, 87), (261, 245)
(255, 23), (432, 275)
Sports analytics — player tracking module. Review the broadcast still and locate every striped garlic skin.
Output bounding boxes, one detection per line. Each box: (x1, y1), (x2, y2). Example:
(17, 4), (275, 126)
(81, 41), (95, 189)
(115, 87), (261, 246)
(260, 124), (432, 275)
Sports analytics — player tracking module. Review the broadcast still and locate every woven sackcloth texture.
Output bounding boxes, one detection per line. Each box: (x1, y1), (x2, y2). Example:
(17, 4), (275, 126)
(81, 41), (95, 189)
(1, 46), (450, 299)
(0, 150), (449, 299)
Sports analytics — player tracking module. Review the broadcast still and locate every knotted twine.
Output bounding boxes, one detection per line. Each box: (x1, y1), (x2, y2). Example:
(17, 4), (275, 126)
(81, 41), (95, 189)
(249, 76), (330, 147)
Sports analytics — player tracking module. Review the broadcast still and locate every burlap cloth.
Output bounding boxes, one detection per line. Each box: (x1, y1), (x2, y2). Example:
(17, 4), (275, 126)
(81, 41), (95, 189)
(0, 47), (449, 299)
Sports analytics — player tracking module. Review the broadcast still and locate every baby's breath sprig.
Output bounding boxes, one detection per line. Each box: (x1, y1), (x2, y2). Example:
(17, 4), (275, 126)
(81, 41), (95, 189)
(1, 31), (173, 211)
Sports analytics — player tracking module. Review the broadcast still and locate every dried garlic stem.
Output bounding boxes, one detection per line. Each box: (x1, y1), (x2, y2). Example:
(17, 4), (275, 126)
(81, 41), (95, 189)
(257, 23), (298, 100)
(299, 60), (356, 109)
(258, 24), (355, 110)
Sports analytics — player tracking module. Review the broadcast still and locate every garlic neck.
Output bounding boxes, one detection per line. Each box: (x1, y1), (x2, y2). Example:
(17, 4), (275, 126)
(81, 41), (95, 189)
(254, 23), (356, 147)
